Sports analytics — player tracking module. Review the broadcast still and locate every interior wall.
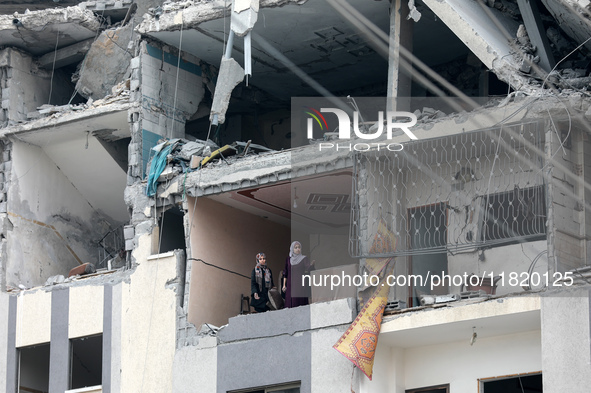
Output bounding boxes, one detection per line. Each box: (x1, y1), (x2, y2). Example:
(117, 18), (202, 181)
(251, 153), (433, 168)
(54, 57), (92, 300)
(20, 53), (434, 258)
(6, 140), (111, 288)
(307, 233), (356, 270)
(242, 109), (292, 151)
(188, 197), (290, 328)
(367, 330), (541, 393)
(403, 331), (540, 392)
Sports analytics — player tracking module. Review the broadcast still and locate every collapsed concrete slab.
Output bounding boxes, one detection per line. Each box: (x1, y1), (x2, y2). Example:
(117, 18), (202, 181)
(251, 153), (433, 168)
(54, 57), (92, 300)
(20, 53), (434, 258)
(541, 0), (591, 53)
(209, 57), (244, 125)
(75, 23), (135, 100)
(422, 0), (534, 91)
(38, 38), (94, 70)
(0, 6), (100, 56)
(136, 0), (306, 34)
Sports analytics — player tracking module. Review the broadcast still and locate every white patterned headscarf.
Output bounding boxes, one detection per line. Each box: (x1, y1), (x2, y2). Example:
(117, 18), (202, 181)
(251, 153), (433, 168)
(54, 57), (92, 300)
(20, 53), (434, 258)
(289, 241), (306, 265)
(254, 252), (272, 290)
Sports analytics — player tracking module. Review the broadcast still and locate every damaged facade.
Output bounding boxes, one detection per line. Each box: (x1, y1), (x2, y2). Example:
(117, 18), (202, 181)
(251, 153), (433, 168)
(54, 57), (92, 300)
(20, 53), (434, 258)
(0, 0), (590, 392)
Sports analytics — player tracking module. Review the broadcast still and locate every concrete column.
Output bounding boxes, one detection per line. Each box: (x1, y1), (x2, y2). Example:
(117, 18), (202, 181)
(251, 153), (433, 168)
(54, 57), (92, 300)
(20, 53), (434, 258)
(4, 294), (17, 393)
(103, 285), (113, 393)
(49, 289), (69, 393)
(387, 0), (413, 111)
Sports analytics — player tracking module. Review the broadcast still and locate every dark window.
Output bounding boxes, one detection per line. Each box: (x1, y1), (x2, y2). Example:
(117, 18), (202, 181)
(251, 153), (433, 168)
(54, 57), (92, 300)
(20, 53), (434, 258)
(70, 335), (102, 390)
(18, 343), (50, 393)
(481, 185), (546, 245)
(482, 373), (542, 392)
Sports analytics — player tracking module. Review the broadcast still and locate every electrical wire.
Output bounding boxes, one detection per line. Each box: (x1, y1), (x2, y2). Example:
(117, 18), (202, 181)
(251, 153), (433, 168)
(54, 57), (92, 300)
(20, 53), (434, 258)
(188, 257), (250, 279)
(48, 28), (59, 105)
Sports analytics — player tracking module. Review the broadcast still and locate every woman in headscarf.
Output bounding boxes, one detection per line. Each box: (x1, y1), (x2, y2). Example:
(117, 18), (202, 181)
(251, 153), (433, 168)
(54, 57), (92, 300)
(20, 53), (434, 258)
(282, 241), (315, 308)
(250, 252), (274, 312)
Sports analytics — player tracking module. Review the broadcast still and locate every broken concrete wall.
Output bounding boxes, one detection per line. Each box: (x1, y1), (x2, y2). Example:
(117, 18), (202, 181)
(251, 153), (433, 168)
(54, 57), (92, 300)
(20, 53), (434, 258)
(125, 40), (206, 183)
(0, 48), (74, 126)
(5, 140), (113, 288)
(0, 140), (11, 291)
(187, 196), (290, 328)
(551, 119), (587, 271)
(0, 6), (100, 55)
(174, 298), (356, 393)
(139, 41), (205, 139)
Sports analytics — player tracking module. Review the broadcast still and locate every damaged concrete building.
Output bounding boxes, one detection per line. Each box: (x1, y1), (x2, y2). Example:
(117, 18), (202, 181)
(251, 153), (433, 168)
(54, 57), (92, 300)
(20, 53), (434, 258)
(1, 0), (591, 392)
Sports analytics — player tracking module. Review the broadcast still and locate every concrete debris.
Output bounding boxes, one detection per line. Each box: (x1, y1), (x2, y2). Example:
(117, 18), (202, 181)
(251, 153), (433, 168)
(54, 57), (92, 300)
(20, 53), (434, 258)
(231, 0), (260, 36)
(158, 166), (182, 182)
(546, 26), (574, 55)
(26, 79), (129, 121)
(488, 0), (521, 20)
(75, 23), (135, 100)
(198, 323), (220, 336)
(561, 69), (588, 79)
(559, 76), (591, 90)
(407, 0), (421, 22)
(210, 58), (245, 124)
(516, 24), (529, 45)
(178, 140), (219, 161)
(44, 274), (66, 286)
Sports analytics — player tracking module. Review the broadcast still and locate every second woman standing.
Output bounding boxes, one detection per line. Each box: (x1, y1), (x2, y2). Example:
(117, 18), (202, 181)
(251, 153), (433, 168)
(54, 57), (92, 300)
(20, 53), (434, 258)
(282, 241), (315, 308)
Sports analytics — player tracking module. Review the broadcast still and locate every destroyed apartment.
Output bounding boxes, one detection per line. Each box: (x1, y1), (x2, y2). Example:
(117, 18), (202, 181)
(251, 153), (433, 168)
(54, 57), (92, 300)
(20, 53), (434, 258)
(1, 0), (591, 391)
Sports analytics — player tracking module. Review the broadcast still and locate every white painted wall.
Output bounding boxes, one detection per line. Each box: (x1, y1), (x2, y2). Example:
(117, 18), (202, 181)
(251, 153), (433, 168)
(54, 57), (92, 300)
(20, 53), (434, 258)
(119, 235), (177, 393)
(69, 285), (104, 339)
(541, 290), (591, 391)
(16, 289), (52, 347)
(365, 330), (542, 393)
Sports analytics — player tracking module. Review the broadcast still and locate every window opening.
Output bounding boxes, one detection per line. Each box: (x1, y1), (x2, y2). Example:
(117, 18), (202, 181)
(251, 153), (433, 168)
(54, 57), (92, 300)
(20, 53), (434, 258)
(18, 343), (50, 393)
(158, 206), (186, 254)
(69, 335), (102, 390)
(481, 185), (546, 246)
(480, 372), (542, 393)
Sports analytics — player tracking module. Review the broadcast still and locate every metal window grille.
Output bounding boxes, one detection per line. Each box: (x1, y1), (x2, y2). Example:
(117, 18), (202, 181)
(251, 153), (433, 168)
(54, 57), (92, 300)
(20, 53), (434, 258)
(349, 121), (547, 258)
